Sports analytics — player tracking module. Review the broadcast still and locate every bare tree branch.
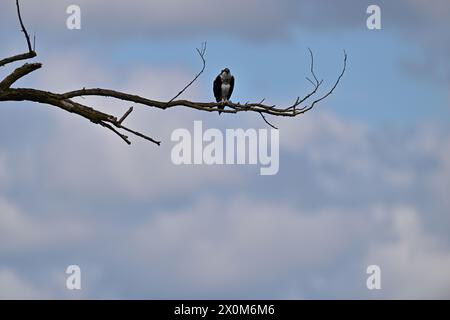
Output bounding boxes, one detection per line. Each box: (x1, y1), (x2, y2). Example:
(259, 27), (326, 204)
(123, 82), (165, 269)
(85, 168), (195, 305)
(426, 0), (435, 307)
(0, 0), (347, 146)
(98, 120), (131, 145)
(168, 41), (207, 103)
(259, 112), (278, 130)
(295, 50), (348, 115)
(0, 87), (161, 145)
(0, 51), (37, 68)
(0, 63), (41, 90)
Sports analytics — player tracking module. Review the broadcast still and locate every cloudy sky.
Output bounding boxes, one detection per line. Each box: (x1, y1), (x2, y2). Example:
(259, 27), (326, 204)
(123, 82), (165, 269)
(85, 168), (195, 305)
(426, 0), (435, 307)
(1, 0), (450, 299)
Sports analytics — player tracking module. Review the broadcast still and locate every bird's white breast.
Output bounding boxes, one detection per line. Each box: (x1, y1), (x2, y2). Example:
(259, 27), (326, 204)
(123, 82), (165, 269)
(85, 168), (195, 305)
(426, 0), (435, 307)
(221, 83), (231, 97)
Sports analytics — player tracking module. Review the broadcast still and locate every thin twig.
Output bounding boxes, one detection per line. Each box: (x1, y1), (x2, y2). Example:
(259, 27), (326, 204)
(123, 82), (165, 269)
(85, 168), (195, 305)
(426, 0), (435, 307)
(259, 112), (278, 130)
(118, 106), (133, 124)
(98, 121), (131, 145)
(297, 50), (348, 114)
(16, 0), (33, 53)
(310, 51), (347, 104)
(118, 123), (161, 146)
(168, 42), (207, 103)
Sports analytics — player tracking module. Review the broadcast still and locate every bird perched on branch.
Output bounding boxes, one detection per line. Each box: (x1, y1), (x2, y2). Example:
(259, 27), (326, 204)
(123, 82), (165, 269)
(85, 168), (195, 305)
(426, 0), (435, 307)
(213, 68), (234, 114)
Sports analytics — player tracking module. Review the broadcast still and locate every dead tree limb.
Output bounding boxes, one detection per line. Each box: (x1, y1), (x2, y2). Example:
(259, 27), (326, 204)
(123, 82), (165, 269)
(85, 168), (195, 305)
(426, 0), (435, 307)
(0, 63), (42, 90)
(0, 0), (347, 146)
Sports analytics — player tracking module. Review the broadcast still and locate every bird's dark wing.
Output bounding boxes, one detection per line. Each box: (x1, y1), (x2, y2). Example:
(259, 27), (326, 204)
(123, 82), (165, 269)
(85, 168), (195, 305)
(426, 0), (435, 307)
(213, 75), (222, 102)
(227, 76), (235, 100)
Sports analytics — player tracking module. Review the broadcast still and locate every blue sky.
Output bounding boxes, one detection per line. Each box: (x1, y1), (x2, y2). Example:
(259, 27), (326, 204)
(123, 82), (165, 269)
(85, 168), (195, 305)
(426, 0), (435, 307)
(1, 0), (450, 299)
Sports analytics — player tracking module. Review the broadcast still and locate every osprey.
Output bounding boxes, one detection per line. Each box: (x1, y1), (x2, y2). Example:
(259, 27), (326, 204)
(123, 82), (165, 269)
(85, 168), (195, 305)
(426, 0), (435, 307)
(213, 68), (235, 114)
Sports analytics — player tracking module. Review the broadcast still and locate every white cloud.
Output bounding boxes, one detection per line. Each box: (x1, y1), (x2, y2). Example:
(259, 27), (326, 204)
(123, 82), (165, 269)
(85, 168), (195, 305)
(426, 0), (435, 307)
(0, 197), (93, 253)
(279, 112), (370, 172)
(1, 0), (299, 40)
(275, 112), (423, 196)
(7, 0), (447, 39)
(1, 111), (450, 298)
(124, 197), (450, 299)
(407, 0), (450, 21)
(39, 115), (241, 200)
(130, 197), (376, 297)
(365, 206), (450, 299)
(0, 268), (44, 299)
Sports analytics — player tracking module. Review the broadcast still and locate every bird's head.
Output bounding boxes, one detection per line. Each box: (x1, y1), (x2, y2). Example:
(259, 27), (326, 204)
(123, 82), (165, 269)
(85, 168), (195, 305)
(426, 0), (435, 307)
(222, 68), (230, 74)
